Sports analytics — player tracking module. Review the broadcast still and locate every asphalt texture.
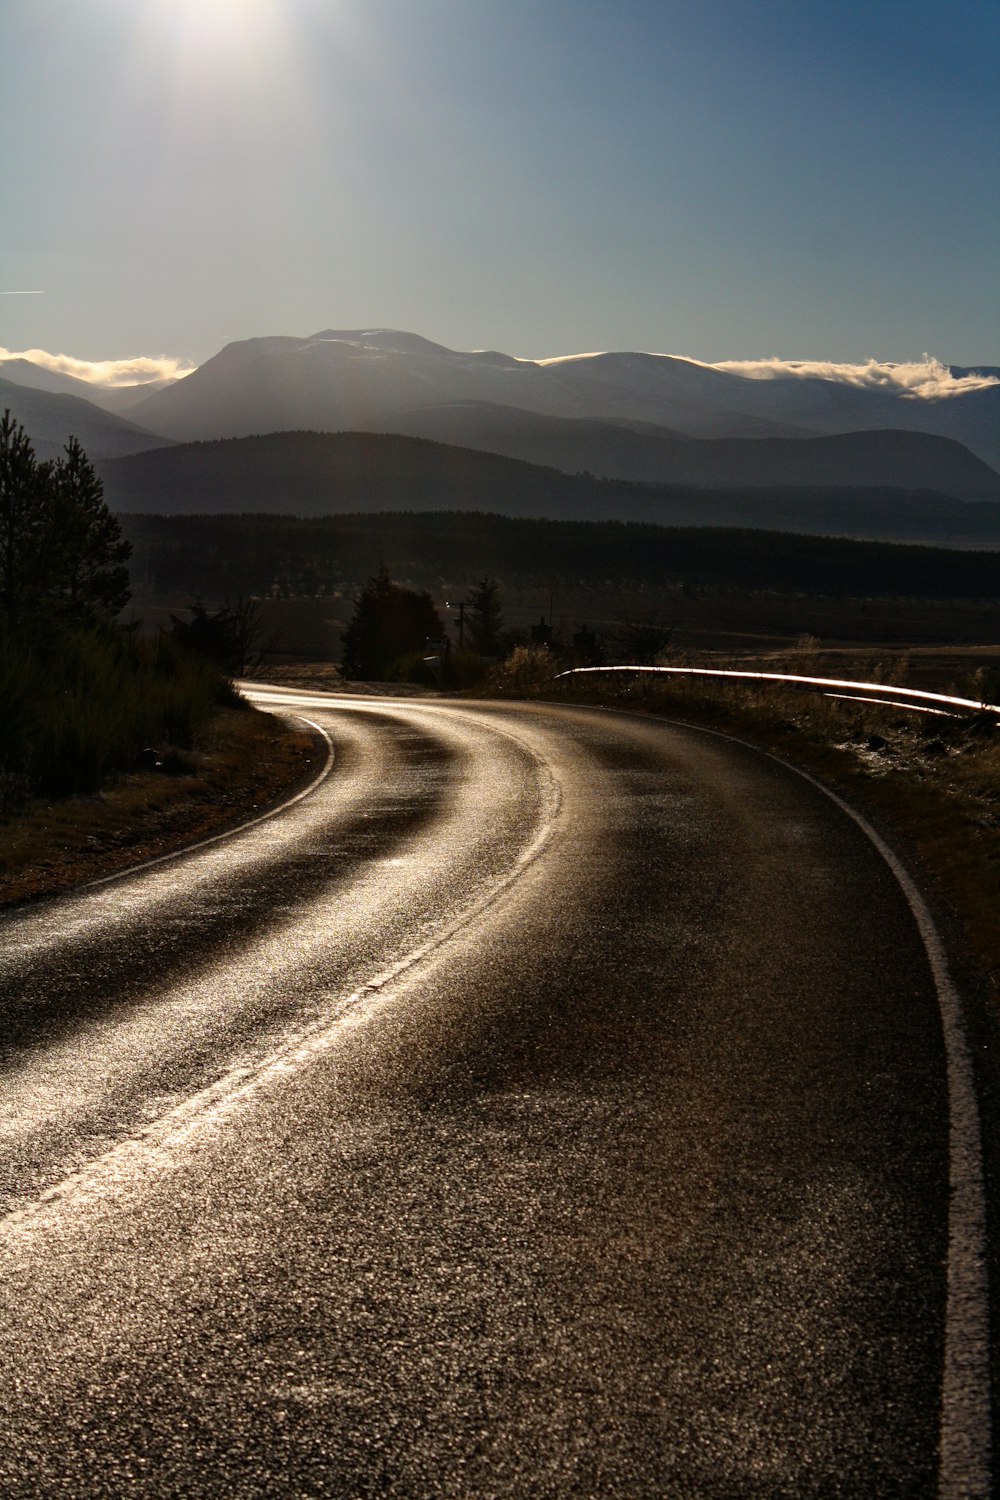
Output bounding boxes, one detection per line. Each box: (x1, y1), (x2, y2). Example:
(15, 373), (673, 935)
(0, 692), (981, 1497)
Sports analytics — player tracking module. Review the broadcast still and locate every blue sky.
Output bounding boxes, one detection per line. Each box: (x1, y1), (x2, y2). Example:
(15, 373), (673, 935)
(2, 0), (997, 370)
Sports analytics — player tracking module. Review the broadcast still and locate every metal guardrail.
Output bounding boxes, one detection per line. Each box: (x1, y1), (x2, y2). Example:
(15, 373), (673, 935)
(554, 665), (1000, 719)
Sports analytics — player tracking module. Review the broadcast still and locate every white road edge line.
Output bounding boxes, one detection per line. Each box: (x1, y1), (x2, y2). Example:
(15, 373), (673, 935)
(816, 783), (990, 1500)
(685, 719), (991, 1500)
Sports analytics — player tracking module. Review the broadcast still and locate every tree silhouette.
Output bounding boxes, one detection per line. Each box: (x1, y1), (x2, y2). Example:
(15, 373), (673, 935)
(0, 411), (130, 631)
(0, 409), (47, 631)
(466, 576), (504, 656)
(342, 565), (444, 679)
(170, 596), (275, 676)
(49, 435), (131, 621)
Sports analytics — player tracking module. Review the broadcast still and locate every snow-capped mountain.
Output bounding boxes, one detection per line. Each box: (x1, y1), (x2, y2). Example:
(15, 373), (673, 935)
(128, 329), (1000, 469)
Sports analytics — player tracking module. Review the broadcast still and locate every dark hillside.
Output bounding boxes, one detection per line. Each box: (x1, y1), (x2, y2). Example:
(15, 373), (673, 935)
(99, 431), (1000, 546)
(0, 377), (171, 461)
(376, 407), (1000, 501)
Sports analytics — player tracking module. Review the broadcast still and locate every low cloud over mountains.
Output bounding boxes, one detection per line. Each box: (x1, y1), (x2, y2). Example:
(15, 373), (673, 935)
(0, 345), (195, 391)
(703, 355), (999, 399)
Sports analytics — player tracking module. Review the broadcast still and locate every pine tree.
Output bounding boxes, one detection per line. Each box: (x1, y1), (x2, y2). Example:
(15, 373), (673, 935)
(49, 435), (131, 621)
(341, 565), (444, 679)
(0, 414), (131, 631)
(0, 409), (49, 631)
(466, 576), (504, 656)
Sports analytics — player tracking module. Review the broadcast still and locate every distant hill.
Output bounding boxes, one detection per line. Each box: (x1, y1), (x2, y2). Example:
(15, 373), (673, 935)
(0, 359), (175, 414)
(98, 430), (1000, 547)
(374, 403), (1000, 502)
(129, 332), (814, 444)
(950, 365), (1000, 382)
(0, 377), (174, 461)
(127, 328), (1000, 469)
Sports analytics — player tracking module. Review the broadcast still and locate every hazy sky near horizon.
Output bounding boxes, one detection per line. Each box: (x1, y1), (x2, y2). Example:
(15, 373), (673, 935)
(2, 0), (998, 371)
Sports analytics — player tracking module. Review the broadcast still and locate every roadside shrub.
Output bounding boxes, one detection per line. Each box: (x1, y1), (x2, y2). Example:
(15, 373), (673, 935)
(488, 645), (559, 696)
(386, 650), (442, 686)
(965, 664), (1000, 709)
(443, 649), (492, 690)
(387, 648), (490, 690)
(0, 625), (224, 805)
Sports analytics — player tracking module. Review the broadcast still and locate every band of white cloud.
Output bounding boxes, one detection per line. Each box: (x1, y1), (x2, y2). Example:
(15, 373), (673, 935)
(2, 344), (996, 400)
(0, 346), (196, 387)
(702, 355), (997, 399)
(529, 350), (997, 398)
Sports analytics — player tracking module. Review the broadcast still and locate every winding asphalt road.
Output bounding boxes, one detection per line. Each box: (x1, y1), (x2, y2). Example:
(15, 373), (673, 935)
(0, 688), (991, 1497)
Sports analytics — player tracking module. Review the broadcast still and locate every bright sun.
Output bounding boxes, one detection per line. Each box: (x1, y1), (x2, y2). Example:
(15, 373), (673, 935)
(158, 0), (285, 63)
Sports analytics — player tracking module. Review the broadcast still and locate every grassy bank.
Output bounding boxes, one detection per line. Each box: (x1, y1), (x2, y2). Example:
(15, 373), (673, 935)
(0, 625), (228, 811)
(0, 703), (318, 905)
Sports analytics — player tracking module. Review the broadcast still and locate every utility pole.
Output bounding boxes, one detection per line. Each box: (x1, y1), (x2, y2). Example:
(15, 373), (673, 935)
(447, 598), (467, 648)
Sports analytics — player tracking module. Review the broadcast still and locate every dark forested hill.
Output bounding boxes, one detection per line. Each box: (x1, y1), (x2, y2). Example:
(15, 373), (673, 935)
(121, 509), (1000, 606)
(99, 431), (1000, 547)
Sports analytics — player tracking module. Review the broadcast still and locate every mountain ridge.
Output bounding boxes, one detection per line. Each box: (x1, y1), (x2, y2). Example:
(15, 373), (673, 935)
(5, 330), (997, 498)
(126, 329), (1000, 470)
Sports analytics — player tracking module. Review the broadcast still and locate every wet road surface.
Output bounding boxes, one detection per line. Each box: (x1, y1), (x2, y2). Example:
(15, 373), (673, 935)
(0, 691), (990, 1496)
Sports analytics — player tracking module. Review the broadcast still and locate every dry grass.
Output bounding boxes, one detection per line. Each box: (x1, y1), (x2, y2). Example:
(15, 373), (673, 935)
(0, 704), (318, 905)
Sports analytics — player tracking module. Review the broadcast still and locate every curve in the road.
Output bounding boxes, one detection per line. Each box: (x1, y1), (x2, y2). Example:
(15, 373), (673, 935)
(84, 711), (339, 890)
(0, 691), (991, 1498)
(1, 703), (563, 1237)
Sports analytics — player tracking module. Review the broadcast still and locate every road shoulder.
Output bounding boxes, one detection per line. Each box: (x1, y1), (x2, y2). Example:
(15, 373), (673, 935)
(0, 703), (320, 906)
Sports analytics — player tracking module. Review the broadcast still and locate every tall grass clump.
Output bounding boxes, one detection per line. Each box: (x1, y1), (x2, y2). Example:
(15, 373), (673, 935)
(0, 625), (225, 808)
(488, 645), (558, 696)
